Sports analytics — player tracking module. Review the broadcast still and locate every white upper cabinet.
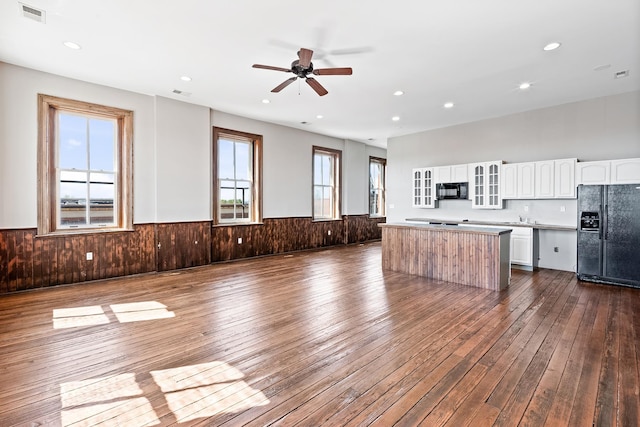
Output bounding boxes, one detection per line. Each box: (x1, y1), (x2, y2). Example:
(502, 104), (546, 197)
(412, 167), (436, 208)
(434, 164), (468, 183)
(611, 158), (640, 184)
(576, 158), (640, 185)
(501, 163), (518, 199)
(518, 162), (536, 199)
(469, 161), (503, 209)
(502, 158), (576, 199)
(576, 160), (610, 185)
(534, 161), (554, 199)
(554, 158), (577, 198)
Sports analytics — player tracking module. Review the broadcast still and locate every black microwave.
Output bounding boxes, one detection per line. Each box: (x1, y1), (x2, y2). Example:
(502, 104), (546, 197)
(436, 182), (468, 200)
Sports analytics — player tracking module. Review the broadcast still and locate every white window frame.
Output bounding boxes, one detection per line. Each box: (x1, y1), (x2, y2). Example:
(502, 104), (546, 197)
(37, 94), (133, 235)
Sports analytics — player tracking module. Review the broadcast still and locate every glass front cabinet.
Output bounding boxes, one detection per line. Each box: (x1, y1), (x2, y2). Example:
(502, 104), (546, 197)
(469, 161), (503, 209)
(412, 167), (436, 208)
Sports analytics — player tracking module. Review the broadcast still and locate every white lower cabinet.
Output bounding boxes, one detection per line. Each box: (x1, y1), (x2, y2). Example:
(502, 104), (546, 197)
(510, 227), (534, 268)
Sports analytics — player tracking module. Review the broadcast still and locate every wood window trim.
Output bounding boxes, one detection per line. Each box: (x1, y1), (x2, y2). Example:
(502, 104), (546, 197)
(369, 156), (387, 218)
(212, 127), (263, 226)
(312, 146), (342, 221)
(37, 94), (134, 236)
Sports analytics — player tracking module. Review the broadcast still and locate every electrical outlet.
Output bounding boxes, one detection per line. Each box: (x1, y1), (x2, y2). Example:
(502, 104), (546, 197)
(86, 252), (93, 261)
(237, 237), (242, 244)
(328, 230), (331, 236)
(560, 206), (566, 212)
(390, 204), (395, 209)
(554, 247), (559, 253)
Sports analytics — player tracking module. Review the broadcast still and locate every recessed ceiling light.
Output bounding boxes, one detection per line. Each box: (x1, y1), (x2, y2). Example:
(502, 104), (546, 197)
(316, 115), (323, 119)
(543, 42), (561, 51)
(593, 64), (611, 72)
(261, 99), (270, 104)
(63, 41), (81, 50)
(180, 75), (192, 82)
(444, 102), (454, 109)
(392, 116), (400, 121)
(519, 82), (532, 90)
(393, 90), (404, 96)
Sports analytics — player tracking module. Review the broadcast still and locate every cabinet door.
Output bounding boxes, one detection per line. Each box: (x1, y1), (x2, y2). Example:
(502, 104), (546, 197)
(470, 163), (485, 208)
(610, 158), (640, 184)
(518, 162), (535, 199)
(535, 161), (554, 199)
(501, 163), (518, 199)
(554, 158), (576, 198)
(412, 168), (423, 207)
(511, 231), (533, 266)
(576, 161), (610, 185)
(486, 162), (502, 208)
(434, 166), (452, 184)
(422, 168), (436, 208)
(451, 164), (469, 182)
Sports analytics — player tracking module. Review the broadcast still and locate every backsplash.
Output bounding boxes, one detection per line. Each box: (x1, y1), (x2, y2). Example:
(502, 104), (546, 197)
(408, 199), (578, 227)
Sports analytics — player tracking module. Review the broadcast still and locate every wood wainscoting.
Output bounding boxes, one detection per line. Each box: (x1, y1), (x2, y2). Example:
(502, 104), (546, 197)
(0, 216), (384, 294)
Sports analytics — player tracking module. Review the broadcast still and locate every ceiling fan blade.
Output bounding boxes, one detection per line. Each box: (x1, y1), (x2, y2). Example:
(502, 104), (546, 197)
(271, 77), (297, 93)
(312, 67), (353, 76)
(306, 78), (328, 96)
(253, 64), (292, 73)
(298, 48), (313, 68)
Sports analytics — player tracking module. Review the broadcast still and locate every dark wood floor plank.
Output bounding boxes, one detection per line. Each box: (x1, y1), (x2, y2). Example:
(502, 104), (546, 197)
(0, 242), (638, 427)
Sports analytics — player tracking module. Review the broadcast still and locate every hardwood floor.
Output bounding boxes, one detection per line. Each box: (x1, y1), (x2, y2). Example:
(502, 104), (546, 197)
(0, 242), (638, 426)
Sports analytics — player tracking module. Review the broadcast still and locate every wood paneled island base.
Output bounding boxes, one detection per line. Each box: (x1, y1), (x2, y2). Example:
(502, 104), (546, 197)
(380, 223), (512, 290)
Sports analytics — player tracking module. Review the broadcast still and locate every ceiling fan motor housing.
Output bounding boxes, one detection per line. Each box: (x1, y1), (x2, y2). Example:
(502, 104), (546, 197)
(291, 60), (313, 77)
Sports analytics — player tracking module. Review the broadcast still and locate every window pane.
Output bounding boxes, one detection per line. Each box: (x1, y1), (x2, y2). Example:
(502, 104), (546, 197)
(59, 113), (87, 170)
(323, 186), (333, 217)
(89, 182), (114, 225)
(60, 179), (87, 226)
(89, 118), (115, 171)
(235, 142), (250, 181)
(313, 186), (323, 217)
(218, 139), (235, 179)
(313, 155), (323, 185)
(322, 155), (332, 186)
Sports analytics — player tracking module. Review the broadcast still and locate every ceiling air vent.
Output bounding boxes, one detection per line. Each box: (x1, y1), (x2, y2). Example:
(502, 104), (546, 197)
(614, 70), (629, 79)
(19, 3), (46, 23)
(172, 89), (192, 97)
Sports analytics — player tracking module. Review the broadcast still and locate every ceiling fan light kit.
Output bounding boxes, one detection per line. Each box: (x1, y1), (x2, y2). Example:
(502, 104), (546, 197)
(253, 48), (352, 96)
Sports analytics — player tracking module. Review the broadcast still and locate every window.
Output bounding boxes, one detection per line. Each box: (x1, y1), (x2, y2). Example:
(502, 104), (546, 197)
(213, 127), (262, 224)
(37, 95), (133, 235)
(313, 146), (341, 220)
(369, 157), (386, 216)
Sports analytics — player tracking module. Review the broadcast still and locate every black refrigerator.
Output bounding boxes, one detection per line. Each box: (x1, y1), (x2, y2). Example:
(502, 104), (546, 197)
(577, 184), (640, 288)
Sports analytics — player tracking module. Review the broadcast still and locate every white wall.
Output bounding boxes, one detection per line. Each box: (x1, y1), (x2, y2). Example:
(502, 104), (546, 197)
(154, 96), (211, 222)
(211, 111), (387, 218)
(387, 90), (640, 271)
(0, 62), (156, 226)
(0, 62), (386, 228)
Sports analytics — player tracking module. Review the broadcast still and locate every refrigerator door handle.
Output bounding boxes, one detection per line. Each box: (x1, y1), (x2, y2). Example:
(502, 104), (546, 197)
(599, 205), (603, 240)
(604, 204), (609, 240)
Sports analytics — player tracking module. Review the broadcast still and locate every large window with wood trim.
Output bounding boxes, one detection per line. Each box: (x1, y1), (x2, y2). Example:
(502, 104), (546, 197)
(369, 156), (386, 217)
(37, 94), (133, 235)
(213, 127), (262, 224)
(313, 146), (341, 220)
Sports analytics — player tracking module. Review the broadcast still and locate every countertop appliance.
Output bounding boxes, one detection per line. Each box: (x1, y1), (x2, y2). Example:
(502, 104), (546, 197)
(577, 184), (640, 288)
(436, 182), (468, 200)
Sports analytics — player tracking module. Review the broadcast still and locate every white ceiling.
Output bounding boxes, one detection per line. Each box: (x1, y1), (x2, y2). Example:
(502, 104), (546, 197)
(1, 0), (638, 148)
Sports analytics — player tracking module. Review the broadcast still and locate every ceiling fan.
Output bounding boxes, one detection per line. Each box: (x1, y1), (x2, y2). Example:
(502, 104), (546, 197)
(252, 48), (352, 96)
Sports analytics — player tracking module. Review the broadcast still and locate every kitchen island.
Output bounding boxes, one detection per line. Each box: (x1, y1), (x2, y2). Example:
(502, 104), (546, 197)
(379, 223), (512, 291)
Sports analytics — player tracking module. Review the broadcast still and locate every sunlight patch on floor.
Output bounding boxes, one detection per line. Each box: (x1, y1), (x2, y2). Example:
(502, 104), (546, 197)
(59, 361), (269, 425)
